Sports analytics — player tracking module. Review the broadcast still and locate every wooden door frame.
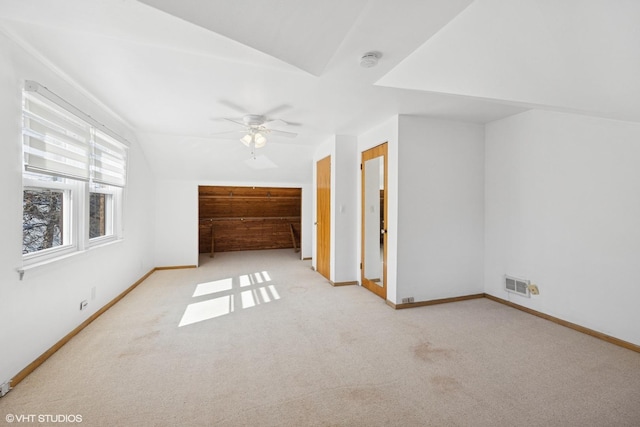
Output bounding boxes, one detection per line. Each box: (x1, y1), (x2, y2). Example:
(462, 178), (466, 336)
(361, 143), (388, 300)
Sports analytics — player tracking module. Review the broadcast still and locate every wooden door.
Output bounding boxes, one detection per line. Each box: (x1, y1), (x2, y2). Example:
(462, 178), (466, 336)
(316, 156), (331, 280)
(361, 143), (387, 299)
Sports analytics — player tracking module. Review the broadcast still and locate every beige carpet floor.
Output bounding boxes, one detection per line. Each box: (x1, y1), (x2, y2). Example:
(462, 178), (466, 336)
(1, 249), (639, 426)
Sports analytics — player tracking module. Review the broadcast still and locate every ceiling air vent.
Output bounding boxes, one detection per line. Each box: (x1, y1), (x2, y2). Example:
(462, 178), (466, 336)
(505, 275), (530, 298)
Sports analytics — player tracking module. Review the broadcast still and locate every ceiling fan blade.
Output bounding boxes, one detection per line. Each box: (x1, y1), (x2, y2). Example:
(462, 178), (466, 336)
(244, 155), (278, 170)
(218, 100), (249, 115)
(263, 119), (288, 129)
(223, 118), (246, 126)
(269, 129), (298, 138)
(262, 104), (291, 118)
(210, 130), (245, 138)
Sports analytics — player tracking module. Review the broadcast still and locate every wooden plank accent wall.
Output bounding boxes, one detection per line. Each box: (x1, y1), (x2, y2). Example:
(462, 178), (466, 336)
(199, 186), (302, 253)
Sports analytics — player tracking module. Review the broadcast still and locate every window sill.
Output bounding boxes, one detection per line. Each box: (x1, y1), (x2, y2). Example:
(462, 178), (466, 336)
(18, 250), (85, 279)
(88, 237), (122, 250)
(18, 238), (123, 280)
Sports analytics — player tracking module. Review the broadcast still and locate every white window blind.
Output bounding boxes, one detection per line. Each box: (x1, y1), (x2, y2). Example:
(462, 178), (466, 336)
(22, 81), (128, 187)
(22, 92), (91, 181)
(93, 130), (127, 187)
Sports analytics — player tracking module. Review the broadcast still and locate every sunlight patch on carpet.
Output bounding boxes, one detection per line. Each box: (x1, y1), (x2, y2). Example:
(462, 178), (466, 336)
(241, 290), (256, 308)
(179, 271), (281, 327)
(179, 295), (232, 327)
(192, 278), (233, 297)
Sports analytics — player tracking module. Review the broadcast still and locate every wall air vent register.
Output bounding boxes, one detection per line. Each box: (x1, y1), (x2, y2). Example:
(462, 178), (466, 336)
(505, 275), (530, 297)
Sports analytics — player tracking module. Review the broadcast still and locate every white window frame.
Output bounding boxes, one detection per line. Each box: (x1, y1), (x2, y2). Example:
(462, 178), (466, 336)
(22, 175), (82, 266)
(88, 184), (123, 247)
(20, 81), (128, 272)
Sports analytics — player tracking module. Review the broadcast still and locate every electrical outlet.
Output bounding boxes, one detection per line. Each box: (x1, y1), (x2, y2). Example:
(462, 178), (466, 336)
(528, 284), (540, 295)
(80, 300), (88, 310)
(402, 297), (415, 304)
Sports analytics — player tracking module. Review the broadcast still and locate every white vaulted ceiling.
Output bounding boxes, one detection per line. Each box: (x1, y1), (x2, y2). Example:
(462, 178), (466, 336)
(377, 0), (640, 122)
(138, 0), (371, 77)
(1, 0), (638, 182)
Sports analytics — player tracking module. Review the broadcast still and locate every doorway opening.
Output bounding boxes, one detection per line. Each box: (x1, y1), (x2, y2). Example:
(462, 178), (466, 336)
(198, 186), (301, 257)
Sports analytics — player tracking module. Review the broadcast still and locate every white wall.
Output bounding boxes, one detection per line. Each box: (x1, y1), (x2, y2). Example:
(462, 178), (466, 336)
(333, 136), (358, 283)
(485, 109), (640, 345)
(312, 135), (358, 283)
(154, 179), (312, 268)
(154, 180), (199, 267)
(396, 116), (485, 302)
(300, 182), (313, 259)
(0, 32), (156, 384)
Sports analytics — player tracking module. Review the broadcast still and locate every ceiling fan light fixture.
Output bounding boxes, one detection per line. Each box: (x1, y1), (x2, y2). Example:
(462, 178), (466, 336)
(212, 112), (296, 153)
(254, 132), (266, 148)
(240, 133), (252, 147)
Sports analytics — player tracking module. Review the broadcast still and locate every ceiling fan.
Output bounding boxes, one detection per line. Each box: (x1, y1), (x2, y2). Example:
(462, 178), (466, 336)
(210, 114), (298, 156)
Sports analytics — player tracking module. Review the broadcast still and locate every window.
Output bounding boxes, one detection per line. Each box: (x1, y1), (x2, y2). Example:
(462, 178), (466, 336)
(23, 187), (66, 254)
(89, 182), (120, 242)
(22, 173), (79, 262)
(89, 192), (109, 239)
(21, 81), (128, 267)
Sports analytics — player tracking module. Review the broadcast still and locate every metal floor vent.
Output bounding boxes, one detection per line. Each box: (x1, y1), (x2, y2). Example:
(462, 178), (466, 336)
(505, 275), (530, 297)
